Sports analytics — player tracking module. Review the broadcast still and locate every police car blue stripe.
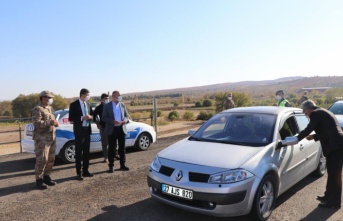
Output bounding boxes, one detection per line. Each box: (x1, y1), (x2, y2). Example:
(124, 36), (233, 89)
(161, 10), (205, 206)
(126, 127), (141, 139)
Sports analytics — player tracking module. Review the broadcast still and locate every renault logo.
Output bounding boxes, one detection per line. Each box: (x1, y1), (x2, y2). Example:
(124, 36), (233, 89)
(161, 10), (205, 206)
(175, 170), (183, 181)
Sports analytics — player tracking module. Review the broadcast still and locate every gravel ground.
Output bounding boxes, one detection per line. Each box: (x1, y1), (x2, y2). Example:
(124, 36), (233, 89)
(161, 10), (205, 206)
(0, 128), (342, 221)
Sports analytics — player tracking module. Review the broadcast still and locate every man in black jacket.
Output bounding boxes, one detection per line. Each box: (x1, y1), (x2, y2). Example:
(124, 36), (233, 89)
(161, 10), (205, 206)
(93, 93), (111, 162)
(292, 100), (343, 209)
(69, 88), (94, 180)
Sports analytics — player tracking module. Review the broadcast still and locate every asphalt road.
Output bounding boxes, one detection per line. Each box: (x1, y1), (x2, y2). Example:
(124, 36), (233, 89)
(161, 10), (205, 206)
(0, 134), (342, 221)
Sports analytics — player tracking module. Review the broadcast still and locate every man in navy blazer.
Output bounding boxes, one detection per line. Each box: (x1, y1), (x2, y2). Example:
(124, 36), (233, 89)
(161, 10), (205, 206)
(102, 90), (130, 172)
(69, 88), (94, 180)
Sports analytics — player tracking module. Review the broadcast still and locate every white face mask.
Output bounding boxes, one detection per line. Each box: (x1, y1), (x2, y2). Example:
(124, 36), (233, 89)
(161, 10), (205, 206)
(276, 95), (282, 101)
(48, 98), (53, 105)
(228, 97), (232, 100)
(117, 96), (122, 102)
(104, 99), (109, 104)
(85, 95), (90, 101)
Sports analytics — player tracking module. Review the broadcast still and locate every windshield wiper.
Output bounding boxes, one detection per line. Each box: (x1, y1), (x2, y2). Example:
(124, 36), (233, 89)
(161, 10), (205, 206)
(216, 140), (244, 145)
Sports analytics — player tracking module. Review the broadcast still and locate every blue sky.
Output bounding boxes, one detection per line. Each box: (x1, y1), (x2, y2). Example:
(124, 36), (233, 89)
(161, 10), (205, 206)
(1, 0), (343, 100)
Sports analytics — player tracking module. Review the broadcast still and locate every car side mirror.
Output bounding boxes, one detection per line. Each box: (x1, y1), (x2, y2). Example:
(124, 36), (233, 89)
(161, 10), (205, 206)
(188, 129), (196, 136)
(277, 136), (298, 149)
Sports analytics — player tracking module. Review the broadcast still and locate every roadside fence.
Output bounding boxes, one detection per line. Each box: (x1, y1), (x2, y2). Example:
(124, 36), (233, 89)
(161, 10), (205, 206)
(0, 117), (30, 153)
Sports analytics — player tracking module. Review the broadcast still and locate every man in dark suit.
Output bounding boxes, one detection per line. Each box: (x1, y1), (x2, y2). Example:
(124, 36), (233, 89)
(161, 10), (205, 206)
(93, 93), (110, 163)
(102, 90), (130, 172)
(69, 88), (94, 180)
(290, 100), (343, 209)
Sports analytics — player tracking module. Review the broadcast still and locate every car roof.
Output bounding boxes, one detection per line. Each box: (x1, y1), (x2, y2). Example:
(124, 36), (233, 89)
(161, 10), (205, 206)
(333, 100), (343, 104)
(221, 106), (302, 115)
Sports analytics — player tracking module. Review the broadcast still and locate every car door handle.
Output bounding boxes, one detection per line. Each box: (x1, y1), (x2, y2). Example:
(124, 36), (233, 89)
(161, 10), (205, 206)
(299, 144), (305, 150)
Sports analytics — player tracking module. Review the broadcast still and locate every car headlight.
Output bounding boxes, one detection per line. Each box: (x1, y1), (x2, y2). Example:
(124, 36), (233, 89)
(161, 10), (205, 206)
(150, 156), (161, 172)
(209, 169), (254, 184)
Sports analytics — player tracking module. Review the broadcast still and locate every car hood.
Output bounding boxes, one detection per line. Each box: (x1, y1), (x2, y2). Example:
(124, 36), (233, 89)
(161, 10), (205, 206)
(335, 115), (343, 128)
(158, 138), (263, 169)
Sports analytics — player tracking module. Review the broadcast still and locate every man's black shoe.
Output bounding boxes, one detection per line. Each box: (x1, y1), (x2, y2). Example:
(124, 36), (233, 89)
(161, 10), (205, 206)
(120, 165), (130, 171)
(318, 202), (341, 209)
(115, 155), (120, 160)
(317, 195), (328, 202)
(77, 174), (84, 181)
(43, 175), (57, 186)
(82, 171), (94, 177)
(108, 167), (114, 173)
(36, 178), (48, 190)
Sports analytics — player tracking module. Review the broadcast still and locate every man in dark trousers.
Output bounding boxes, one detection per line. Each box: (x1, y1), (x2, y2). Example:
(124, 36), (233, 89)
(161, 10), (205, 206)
(284, 100), (343, 209)
(69, 88), (94, 180)
(93, 93), (110, 163)
(102, 90), (130, 172)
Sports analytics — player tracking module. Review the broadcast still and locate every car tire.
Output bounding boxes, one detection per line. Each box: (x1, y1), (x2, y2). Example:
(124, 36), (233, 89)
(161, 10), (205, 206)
(250, 174), (276, 221)
(60, 141), (76, 164)
(314, 152), (326, 177)
(135, 133), (151, 151)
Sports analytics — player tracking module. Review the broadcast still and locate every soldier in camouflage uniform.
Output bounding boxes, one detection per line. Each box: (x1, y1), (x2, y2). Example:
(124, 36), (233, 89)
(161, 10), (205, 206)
(223, 93), (235, 110)
(32, 91), (59, 189)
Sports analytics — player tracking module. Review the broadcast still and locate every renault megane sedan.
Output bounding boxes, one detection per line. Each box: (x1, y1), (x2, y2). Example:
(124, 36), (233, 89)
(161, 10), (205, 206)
(147, 106), (326, 221)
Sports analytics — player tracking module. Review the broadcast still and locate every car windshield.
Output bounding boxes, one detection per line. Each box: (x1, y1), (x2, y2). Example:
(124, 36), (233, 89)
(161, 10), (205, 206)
(328, 102), (343, 115)
(54, 110), (69, 119)
(189, 112), (276, 147)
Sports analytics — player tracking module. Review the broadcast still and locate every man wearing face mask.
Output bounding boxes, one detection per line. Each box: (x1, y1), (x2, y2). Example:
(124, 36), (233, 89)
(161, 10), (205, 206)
(32, 91), (59, 189)
(223, 93), (235, 110)
(93, 93), (113, 163)
(282, 100), (343, 209)
(275, 90), (291, 107)
(102, 90), (130, 172)
(69, 88), (94, 180)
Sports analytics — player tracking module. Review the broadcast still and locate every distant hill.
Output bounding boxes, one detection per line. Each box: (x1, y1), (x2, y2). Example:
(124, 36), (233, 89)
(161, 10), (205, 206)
(123, 76), (343, 98)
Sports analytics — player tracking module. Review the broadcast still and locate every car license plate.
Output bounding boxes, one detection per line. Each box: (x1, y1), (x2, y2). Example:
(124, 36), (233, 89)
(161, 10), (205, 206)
(161, 184), (193, 200)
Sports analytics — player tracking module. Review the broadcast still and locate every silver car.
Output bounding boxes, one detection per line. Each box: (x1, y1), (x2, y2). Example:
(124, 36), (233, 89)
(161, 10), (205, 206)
(328, 100), (343, 129)
(147, 107), (326, 221)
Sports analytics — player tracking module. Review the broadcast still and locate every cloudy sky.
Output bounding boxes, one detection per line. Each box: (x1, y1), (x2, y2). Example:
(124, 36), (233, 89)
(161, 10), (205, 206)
(1, 0), (343, 100)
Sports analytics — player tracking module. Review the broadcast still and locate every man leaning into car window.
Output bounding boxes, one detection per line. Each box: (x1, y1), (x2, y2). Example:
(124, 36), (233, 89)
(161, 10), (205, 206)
(32, 90), (59, 189)
(282, 100), (343, 209)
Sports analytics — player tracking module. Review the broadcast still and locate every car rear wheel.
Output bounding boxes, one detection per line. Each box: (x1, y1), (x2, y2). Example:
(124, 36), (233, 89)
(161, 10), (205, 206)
(135, 133), (151, 151)
(60, 141), (76, 163)
(251, 174), (276, 221)
(314, 152), (326, 177)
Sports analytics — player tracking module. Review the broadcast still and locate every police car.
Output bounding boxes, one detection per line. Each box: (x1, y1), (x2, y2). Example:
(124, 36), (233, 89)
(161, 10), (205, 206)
(22, 109), (157, 163)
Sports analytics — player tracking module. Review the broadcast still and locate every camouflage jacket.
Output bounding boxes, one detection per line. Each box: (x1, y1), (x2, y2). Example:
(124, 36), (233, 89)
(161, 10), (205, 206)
(32, 103), (56, 141)
(223, 100), (235, 110)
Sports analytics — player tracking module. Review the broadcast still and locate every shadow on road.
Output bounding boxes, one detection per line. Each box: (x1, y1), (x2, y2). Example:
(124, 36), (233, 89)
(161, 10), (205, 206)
(89, 173), (328, 221)
(299, 207), (339, 221)
(275, 173), (320, 207)
(89, 198), (253, 221)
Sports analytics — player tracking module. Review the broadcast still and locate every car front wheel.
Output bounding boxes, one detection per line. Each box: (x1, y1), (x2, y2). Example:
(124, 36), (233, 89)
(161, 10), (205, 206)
(60, 141), (76, 163)
(251, 174), (276, 221)
(135, 133), (151, 151)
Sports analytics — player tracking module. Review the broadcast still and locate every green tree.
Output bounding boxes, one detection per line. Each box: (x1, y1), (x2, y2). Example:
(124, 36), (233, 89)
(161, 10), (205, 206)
(202, 99), (212, 107)
(195, 101), (202, 107)
(0, 101), (12, 116)
(325, 88), (343, 105)
(12, 93), (69, 117)
(196, 111), (214, 121)
(168, 110), (180, 121)
(182, 111), (194, 121)
(214, 92), (251, 113)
